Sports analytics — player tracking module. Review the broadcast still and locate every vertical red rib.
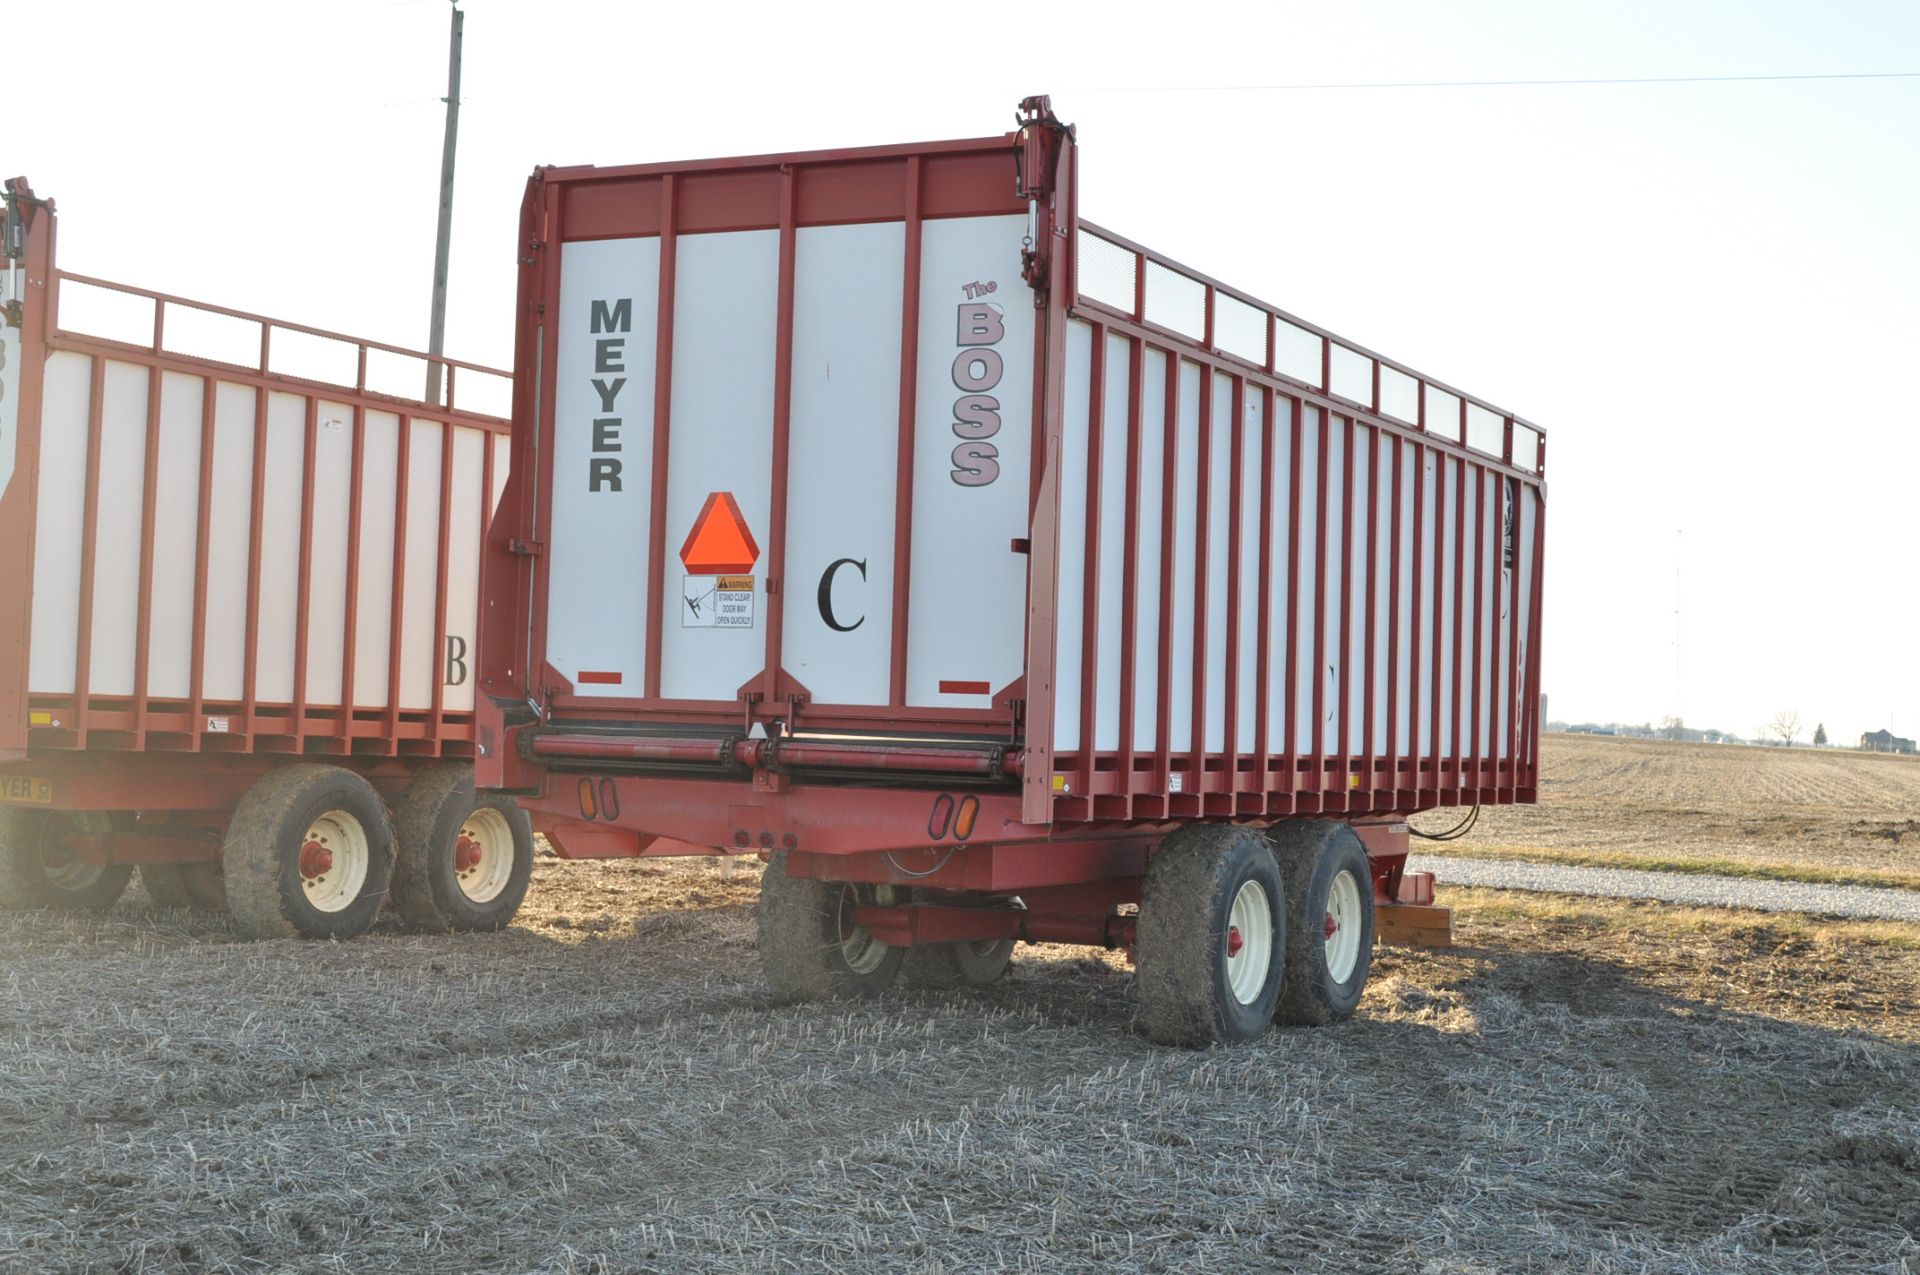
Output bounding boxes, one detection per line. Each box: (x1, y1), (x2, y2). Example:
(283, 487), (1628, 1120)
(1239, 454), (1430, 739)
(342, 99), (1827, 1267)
(760, 169), (799, 707)
(383, 417), (413, 753)
(187, 376), (217, 742)
(71, 357), (107, 747)
(887, 157), (923, 708)
(1077, 324), (1106, 796)
(642, 175), (679, 700)
(290, 398), (320, 745)
(1115, 335), (1145, 809)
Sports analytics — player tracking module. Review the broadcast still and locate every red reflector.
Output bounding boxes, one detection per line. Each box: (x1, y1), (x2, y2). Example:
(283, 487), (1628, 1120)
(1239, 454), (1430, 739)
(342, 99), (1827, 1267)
(938, 680), (991, 696)
(577, 671), (623, 685)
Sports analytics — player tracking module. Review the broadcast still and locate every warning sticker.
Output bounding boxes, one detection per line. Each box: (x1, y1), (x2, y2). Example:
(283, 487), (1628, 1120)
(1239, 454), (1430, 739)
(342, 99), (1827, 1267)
(682, 575), (755, 629)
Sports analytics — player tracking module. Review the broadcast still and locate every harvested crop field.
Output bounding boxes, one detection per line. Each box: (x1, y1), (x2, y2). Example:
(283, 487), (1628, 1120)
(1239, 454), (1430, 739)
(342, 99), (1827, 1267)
(1467, 733), (1920, 882)
(3, 854), (1918, 1274)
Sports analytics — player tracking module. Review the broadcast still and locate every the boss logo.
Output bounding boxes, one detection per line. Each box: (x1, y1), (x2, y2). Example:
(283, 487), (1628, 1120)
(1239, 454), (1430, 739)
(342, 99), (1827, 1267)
(950, 289), (1004, 488)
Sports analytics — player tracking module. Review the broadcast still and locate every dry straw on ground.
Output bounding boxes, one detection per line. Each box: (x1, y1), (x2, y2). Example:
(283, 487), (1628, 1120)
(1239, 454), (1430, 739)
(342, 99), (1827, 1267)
(3, 844), (1917, 1273)
(1471, 733), (1920, 881)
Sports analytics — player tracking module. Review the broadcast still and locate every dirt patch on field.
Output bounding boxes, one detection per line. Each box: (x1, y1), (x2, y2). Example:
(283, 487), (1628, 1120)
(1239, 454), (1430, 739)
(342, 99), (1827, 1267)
(1467, 734), (1920, 878)
(2, 858), (1916, 1274)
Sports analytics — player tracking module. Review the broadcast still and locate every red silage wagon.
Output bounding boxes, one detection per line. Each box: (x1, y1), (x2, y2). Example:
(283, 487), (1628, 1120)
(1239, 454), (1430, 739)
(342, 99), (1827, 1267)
(478, 99), (1548, 1044)
(0, 180), (535, 939)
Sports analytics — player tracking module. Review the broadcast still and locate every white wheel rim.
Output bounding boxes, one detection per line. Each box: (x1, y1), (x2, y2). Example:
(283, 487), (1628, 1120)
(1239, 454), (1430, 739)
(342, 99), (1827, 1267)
(454, 808), (515, 904)
(298, 810), (370, 914)
(1224, 878), (1275, 1005)
(39, 818), (106, 893)
(836, 886), (891, 974)
(1325, 869), (1364, 984)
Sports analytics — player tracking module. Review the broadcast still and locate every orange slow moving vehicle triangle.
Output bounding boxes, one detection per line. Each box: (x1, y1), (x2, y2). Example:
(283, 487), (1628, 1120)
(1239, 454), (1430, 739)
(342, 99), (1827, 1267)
(678, 491), (761, 574)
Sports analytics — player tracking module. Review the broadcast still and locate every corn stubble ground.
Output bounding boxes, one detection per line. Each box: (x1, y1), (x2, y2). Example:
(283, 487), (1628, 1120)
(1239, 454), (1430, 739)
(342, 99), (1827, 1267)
(2, 737), (1918, 1274)
(1472, 733), (1920, 878)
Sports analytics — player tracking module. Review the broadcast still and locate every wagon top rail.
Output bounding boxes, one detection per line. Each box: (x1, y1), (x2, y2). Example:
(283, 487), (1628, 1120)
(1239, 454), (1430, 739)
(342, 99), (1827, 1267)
(1074, 221), (1546, 478)
(42, 265), (513, 426)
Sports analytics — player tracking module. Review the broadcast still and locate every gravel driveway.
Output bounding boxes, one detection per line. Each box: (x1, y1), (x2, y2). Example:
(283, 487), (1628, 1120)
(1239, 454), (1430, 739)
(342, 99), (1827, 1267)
(1410, 853), (1920, 921)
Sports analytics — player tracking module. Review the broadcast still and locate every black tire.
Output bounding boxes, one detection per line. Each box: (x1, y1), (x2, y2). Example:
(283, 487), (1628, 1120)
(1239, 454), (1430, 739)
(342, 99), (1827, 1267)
(141, 862), (228, 911)
(222, 765), (394, 940)
(0, 809), (134, 911)
(141, 863), (191, 908)
(1136, 824), (1286, 1047)
(390, 764), (534, 933)
(900, 890), (1017, 989)
(901, 937), (1016, 989)
(756, 852), (905, 1003)
(1267, 820), (1377, 1026)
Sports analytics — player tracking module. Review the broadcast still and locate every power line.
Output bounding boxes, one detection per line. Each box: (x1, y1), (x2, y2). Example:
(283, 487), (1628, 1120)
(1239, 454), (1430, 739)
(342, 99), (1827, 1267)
(1074, 71), (1920, 93)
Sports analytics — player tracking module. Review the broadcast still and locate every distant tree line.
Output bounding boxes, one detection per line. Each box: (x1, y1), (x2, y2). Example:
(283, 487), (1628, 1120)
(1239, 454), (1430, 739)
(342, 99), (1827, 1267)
(1544, 714), (1869, 751)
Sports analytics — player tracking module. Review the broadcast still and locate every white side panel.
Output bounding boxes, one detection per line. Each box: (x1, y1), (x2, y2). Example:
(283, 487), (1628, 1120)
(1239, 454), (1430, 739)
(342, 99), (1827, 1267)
(782, 221), (904, 707)
(398, 421), (443, 710)
(1320, 418), (1345, 755)
(1053, 321), (1093, 752)
(1130, 351), (1167, 752)
(86, 361), (150, 697)
(1292, 406), (1320, 751)
(659, 229), (779, 702)
(1438, 455), (1458, 760)
(1264, 396), (1294, 753)
(1372, 428), (1393, 754)
(252, 392), (306, 705)
(1202, 371), (1232, 753)
(1092, 331), (1131, 752)
(1416, 448), (1439, 761)
(1405, 437), (1420, 756)
(544, 236), (661, 697)
(301, 402), (354, 706)
(200, 383), (256, 702)
(350, 411), (401, 707)
(905, 214), (1034, 708)
(27, 352), (93, 693)
(440, 426), (486, 713)
(492, 435), (511, 511)
(1496, 477), (1515, 756)
(1167, 361), (1200, 752)
(1482, 467), (1501, 758)
(1468, 466), (1485, 758)
(1234, 386), (1263, 754)
(0, 321), (18, 501)
(1351, 420), (1367, 756)
(1514, 485), (1538, 754)
(145, 373), (205, 699)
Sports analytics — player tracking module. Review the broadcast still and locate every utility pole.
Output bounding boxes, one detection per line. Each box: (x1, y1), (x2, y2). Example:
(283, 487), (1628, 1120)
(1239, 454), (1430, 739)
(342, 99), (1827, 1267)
(426, 2), (463, 406)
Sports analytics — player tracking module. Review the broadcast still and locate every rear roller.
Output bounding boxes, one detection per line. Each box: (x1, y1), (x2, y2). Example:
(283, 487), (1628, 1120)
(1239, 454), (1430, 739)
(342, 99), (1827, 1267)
(222, 765), (394, 940)
(0, 809), (134, 911)
(1135, 824), (1286, 1047)
(756, 851), (905, 1002)
(1267, 820), (1377, 1026)
(390, 764), (535, 933)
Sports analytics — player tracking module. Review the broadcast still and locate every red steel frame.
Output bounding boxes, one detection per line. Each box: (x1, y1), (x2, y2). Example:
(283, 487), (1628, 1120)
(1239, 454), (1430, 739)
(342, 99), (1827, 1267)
(477, 101), (1547, 906)
(0, 179), (510, 826)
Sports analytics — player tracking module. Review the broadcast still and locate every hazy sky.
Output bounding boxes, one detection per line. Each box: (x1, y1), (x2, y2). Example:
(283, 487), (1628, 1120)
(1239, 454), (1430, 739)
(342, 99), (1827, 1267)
(12, 0), (1918, 743)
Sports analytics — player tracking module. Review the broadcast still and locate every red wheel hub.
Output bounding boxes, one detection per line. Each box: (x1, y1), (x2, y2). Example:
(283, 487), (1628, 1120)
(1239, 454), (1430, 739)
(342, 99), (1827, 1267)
(454, 835), (481, 873)
(1324, 911), (1339, 940)
(1226, 925), (1244, 957)
(299, 840), (333, 879)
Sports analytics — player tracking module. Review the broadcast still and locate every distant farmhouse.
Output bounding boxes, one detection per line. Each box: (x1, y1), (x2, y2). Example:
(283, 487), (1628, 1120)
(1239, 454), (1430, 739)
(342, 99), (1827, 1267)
(1859, 729), (1918, 755)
